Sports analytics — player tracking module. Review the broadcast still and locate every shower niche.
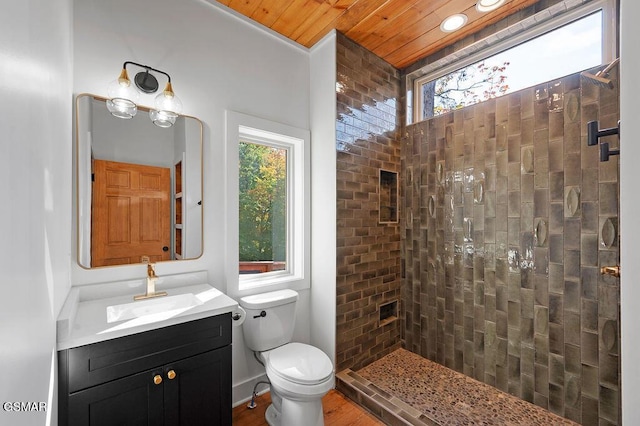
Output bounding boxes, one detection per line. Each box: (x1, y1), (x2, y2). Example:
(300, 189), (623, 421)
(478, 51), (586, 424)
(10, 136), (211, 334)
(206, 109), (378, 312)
(379, 300), (398, 327)
(379, 170), (398, 223)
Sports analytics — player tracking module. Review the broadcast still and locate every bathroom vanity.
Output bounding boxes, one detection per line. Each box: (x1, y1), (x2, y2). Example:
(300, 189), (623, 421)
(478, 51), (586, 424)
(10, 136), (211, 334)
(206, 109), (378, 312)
(62, 96), (231, 424)
(57, 274), (236, 426)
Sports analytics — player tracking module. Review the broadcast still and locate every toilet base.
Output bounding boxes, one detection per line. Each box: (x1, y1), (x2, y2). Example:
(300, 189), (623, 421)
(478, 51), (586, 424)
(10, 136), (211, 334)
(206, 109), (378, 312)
(263, 398), (324, 426)
(265, 404), (279, 426)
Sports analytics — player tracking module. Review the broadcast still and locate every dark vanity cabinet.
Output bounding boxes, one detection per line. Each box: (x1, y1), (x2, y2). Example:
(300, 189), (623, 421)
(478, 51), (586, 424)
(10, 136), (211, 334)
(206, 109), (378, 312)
(58, 314), (232, 426)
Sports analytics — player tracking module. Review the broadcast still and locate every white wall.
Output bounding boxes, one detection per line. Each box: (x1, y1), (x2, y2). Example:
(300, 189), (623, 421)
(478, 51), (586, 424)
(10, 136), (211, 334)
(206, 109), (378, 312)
(71, 0), (313, 407)
(310, 32), (338, 365)
(619, 0), (640, 421)
(0, 0), (73, 425)
(71, 0), (310, 284)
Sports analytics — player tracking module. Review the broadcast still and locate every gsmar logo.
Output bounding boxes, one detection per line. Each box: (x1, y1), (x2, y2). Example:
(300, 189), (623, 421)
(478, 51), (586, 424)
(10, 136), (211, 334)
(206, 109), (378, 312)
(3, 402), (47, 412)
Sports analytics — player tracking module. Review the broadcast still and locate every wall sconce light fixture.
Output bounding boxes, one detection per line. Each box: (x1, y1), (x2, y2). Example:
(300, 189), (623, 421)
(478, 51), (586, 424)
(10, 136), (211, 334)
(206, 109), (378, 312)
(107, 61), (183, 128)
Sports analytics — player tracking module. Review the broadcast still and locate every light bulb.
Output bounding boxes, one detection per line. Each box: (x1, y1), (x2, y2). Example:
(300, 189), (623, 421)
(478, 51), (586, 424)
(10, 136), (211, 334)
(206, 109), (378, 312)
(149, 82), (182, 128)
(106, 68), (139, 119)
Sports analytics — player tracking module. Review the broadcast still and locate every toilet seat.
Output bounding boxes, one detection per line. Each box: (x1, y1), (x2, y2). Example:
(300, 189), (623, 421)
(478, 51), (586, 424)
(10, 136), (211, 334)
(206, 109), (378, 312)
(266, 342), (333, 385)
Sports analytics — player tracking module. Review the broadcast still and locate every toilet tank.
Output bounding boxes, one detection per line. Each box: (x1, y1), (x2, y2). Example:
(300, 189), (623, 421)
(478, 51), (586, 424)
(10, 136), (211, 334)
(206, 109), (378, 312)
(239, 289), (299, 352)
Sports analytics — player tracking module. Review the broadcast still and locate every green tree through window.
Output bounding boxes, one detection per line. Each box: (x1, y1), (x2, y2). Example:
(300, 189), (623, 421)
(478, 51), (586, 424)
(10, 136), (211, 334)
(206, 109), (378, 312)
(239, 141), (287, 267)
(423, 60), (510, 119)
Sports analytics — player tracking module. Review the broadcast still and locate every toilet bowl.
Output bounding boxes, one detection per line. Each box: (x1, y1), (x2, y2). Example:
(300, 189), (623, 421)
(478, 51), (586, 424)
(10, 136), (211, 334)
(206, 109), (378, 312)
(239, 290), (335, 426)
(262, 342), (334, 426)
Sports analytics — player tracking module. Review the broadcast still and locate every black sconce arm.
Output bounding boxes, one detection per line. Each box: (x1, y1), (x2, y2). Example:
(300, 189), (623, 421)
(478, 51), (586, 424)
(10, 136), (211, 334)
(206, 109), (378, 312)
(122, 61), (173, 94)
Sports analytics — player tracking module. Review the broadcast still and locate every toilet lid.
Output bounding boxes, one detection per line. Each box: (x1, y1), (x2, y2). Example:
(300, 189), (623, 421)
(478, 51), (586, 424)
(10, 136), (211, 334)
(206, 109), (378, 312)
(267, 342), (333, 385)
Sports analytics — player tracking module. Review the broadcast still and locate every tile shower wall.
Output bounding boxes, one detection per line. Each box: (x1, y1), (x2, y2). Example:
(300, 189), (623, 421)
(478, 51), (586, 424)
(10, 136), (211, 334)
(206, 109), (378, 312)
(335, 33), (403, 373)
(402, 71), (620, 425)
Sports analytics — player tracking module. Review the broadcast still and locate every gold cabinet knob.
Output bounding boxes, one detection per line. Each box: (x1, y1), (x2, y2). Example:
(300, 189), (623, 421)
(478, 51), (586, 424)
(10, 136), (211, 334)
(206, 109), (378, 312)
(167, 370), (176, 380)
(153, 374), (163, 385)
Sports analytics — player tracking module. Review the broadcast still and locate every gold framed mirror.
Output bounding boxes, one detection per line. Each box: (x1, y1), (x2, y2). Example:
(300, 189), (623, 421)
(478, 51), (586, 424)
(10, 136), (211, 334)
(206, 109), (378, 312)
(75, 94), (203, 268)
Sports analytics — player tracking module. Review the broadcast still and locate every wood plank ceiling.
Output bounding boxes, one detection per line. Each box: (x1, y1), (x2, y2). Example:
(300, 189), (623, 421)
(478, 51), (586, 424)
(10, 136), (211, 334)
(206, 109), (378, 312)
(215, 0), (541, 69)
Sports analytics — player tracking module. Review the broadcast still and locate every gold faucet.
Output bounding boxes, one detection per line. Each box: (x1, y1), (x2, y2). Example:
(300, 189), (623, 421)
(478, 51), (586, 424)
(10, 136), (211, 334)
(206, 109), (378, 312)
(134, 259), (168, 300)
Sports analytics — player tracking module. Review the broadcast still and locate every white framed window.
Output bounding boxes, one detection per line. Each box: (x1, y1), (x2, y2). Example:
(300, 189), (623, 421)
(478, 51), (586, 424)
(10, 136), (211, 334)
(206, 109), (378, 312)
(408, 0), (617, 123)
(225, 111), (310, 297)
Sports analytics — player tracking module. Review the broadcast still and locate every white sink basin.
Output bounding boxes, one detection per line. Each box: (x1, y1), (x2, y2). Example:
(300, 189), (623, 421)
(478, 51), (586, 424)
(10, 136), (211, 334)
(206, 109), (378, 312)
(106, 293), (204, 323)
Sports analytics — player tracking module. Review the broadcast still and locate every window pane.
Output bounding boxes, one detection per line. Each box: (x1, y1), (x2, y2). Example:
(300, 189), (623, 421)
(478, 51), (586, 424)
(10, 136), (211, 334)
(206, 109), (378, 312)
(238, 141), (287, 274)
(422, 11), (603, 119)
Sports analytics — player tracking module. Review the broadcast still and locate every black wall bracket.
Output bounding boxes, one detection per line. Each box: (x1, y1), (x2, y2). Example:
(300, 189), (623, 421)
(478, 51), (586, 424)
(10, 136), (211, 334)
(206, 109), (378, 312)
(587, 120), (620, 162)
(600, 142), (620, 162)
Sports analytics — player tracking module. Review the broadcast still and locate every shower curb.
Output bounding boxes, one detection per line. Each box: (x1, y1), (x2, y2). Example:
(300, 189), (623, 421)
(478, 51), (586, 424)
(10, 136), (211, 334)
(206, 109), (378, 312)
(336, 369), (437, 426)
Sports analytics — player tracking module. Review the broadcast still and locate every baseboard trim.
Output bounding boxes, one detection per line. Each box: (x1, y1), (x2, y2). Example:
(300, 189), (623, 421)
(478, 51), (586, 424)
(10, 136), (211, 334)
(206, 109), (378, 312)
(232, 373), (270, 407)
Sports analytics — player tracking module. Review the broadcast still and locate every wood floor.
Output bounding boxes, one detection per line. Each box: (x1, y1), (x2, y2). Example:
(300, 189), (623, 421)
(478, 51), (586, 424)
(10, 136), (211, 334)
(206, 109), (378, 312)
(232, 389), (384, 426)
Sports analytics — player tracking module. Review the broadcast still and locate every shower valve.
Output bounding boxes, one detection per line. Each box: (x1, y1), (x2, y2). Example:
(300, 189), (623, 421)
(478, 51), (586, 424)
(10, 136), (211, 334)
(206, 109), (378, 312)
(600, 265), (620, 278)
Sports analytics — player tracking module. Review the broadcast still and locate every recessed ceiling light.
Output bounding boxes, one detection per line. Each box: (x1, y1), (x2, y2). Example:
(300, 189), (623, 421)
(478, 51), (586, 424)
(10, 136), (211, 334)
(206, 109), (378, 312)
(440, 14), (468, 33)
(476, 0), (506, 13)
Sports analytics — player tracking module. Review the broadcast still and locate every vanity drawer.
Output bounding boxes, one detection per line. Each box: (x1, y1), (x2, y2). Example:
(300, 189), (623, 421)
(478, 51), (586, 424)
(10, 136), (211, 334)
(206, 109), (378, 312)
(60, 313), (231, 393)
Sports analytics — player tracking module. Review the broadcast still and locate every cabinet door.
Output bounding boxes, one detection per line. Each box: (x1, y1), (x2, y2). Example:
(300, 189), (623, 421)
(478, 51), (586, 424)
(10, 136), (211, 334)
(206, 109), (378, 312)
(163, 346), (232, 426)
(68, 369), (164, 426)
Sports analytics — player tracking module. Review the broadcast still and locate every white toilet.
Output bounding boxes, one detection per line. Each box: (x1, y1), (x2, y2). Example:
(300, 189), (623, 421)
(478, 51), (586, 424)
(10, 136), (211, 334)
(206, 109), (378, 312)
(240, 289), (334, 426)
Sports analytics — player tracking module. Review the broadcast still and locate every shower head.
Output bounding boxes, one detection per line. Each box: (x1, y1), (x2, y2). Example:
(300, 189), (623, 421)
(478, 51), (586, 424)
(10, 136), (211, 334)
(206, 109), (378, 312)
(581, 58), (620, 89)
(581, 71), (614, 89)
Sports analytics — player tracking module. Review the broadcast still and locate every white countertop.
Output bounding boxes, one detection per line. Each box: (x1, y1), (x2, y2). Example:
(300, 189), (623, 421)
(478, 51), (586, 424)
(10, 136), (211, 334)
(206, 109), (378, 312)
(57, 272), (238, 350)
